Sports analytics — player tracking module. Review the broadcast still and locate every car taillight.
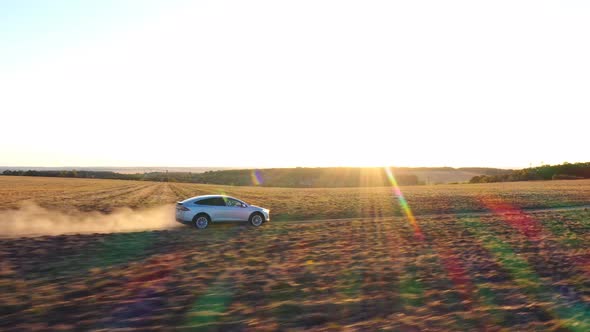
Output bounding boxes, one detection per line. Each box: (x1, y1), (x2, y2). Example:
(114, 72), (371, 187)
(176, 204), (189, 211)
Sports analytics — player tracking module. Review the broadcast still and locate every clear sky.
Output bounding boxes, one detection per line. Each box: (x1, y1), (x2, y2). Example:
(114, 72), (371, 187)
(1, 0), (588, 169)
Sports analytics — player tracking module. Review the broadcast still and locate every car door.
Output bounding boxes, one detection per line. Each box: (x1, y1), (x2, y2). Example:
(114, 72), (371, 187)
(210, 197), (232, 221)
(224, 198), (250, 221)
(194, 197), (226, 222)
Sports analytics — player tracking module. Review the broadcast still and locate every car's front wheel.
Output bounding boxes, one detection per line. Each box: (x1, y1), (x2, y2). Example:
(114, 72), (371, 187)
(249, 213), (264, 227)
(193, 214), (210, 229)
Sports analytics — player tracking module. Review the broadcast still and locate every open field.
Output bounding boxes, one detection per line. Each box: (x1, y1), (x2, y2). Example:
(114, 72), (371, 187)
(0, 176), (589, 330)
(1, 176), (590, 220)
(1, 209), (589, 330)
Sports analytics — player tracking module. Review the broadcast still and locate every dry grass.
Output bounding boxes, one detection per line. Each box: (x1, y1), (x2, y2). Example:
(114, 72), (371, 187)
(1, 176), (589, 330)
(1, 176), (589, 220)
(0, 209), (589, 330)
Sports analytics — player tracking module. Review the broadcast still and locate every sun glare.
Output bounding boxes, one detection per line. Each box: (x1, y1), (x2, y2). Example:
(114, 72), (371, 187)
(384, 167), (423, 240)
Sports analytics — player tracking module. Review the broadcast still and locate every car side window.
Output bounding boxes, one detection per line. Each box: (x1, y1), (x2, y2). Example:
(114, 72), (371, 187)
(194, 197), (230, 206)
(195, 198), (216, 206)
(225, 198), (243, 207)
(212, 197), (227, 206)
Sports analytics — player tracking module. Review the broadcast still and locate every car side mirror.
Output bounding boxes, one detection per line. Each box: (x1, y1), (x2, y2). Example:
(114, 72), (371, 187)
(241, 203), (248, 208)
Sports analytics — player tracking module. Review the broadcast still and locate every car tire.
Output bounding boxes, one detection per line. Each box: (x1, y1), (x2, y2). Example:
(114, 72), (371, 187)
(249, 212), (264, 227)
(193, 214), (210, 229)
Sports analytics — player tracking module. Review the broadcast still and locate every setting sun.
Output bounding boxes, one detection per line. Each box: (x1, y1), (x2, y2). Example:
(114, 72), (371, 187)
(1, 1), (589, 169)
(1, 2), (590, 331)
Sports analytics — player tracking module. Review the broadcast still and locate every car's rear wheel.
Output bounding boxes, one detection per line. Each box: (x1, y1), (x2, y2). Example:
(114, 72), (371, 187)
(193, 214), (210, 229)
(249, 213), (264, 227)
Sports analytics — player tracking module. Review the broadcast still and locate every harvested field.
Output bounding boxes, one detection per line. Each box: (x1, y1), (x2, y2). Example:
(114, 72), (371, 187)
(0, 209), (589, 330)
(0, 176), (589, 330)
(1, 176), (589, 220)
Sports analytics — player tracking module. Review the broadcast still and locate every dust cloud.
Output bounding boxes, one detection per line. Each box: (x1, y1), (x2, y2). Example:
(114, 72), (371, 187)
(0, 202), (181, 237)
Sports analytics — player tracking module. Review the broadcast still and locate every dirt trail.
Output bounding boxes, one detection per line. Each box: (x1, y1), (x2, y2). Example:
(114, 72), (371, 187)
(293, 204), (590, 224)
(0, 203), (588, 238)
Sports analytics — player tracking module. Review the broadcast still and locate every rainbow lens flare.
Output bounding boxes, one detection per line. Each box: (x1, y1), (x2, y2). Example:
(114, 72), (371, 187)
(251, 170), (263, 186)
(384, 167), (424, 240)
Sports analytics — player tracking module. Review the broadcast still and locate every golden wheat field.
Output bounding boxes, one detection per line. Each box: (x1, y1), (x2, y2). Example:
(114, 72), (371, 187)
(1, 176), (590, 220)
(1, 176), (589, 331)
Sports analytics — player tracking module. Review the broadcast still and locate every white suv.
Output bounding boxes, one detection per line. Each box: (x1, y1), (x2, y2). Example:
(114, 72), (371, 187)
(175, 195), (270, 229)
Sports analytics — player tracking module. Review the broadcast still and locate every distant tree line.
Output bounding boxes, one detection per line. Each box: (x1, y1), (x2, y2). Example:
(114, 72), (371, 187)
(1, 169), (140, 180)
(180, 168), (420, 187)
(469, 162), (590, 183)
(2, 167), (421, 187)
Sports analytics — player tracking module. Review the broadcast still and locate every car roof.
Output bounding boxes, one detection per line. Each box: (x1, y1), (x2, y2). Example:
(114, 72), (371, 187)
(180, 194), (239, 203)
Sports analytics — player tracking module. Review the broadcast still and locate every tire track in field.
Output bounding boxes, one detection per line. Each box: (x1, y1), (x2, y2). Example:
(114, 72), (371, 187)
(428, 223), (524, 329)
(291, 204), (590, 225)
(169, 183), (210, 201)
(80, 183), (153, 201)
(468, 214), (590, 320)
(456, 217), (589, 331)
(140, 183), (178, 207)
(169, 183), (192, 201)
(106, 183), (167, 209)
(50, 183), (139, 199)
(10, 183), (144, 211)
(74, 184), (156, 210)
(70, 183), (156, 211)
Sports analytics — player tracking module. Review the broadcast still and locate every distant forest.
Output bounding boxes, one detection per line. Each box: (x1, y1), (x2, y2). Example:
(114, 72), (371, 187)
(8, 164), (583, 187)
(469, 162), (590, 183)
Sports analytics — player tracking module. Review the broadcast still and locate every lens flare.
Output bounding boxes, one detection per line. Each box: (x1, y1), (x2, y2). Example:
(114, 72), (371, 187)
(251, 169), (263, 186)
(462, 216), (589, 330)
(480, 196), (590, 277)
(384, 167), (423, 240)
(479, 197), (543, 240)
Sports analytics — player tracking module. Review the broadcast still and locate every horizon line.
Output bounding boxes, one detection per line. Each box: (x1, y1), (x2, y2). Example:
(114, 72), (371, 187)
(0, 165), (531, 170)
